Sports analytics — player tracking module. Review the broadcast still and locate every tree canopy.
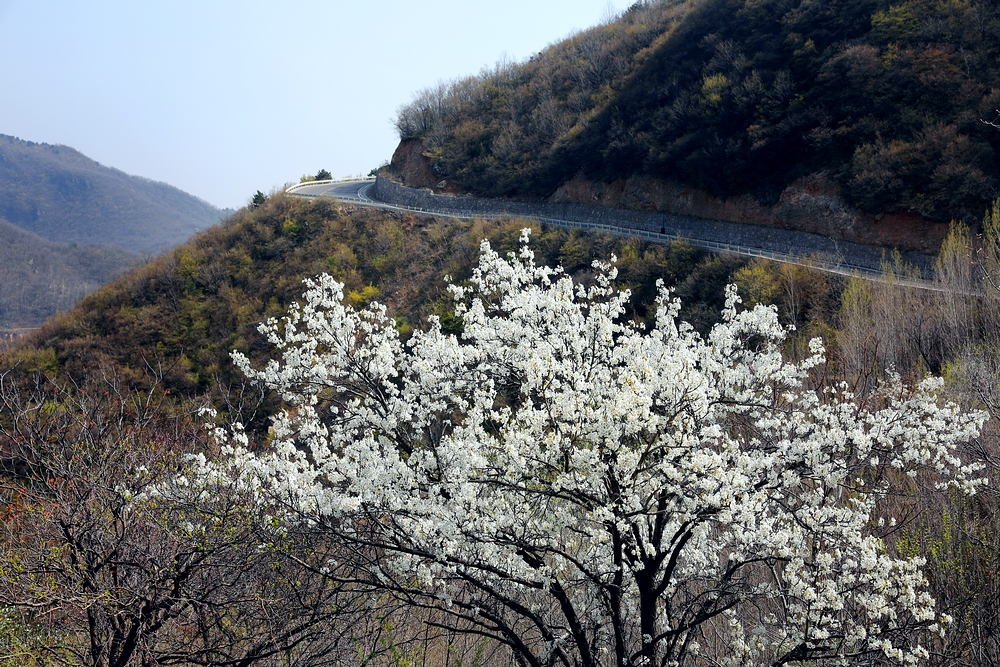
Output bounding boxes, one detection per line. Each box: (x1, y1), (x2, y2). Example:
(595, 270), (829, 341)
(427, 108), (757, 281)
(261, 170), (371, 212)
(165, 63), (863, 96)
(210, 232), (985, 667)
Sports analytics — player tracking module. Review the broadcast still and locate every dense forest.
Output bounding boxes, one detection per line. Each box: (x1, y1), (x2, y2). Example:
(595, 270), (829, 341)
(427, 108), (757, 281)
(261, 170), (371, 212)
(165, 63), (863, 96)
(0, 134), (224, 253)
(394, 0), (1000, 226)
(0, 192), (998, 665)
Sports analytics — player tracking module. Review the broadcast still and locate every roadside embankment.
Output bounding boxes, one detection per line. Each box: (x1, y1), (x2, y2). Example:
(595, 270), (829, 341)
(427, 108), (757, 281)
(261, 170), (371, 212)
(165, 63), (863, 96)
(373, 174), (934, 277)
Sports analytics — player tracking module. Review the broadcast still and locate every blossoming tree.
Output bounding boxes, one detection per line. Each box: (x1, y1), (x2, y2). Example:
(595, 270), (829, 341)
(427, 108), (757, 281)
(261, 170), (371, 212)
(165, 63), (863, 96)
(219, 231), (985, 667)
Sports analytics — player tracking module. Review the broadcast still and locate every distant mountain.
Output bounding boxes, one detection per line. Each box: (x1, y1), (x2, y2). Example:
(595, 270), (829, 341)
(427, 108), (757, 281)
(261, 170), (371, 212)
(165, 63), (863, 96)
(391, 0), (1000, 249)
(0, 217), (134, 329)
(0, 134), (224, 252)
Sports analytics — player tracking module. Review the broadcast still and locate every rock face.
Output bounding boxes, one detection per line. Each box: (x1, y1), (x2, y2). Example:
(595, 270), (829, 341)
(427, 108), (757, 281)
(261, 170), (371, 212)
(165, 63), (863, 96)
(551, 173), (949, 253)
(389, 140), (438, 190)
(388, 141), (949, 253)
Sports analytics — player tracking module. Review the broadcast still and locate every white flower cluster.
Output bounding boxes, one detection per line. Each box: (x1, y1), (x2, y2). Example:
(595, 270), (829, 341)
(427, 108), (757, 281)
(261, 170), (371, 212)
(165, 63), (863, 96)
(208, 231), (986, 666)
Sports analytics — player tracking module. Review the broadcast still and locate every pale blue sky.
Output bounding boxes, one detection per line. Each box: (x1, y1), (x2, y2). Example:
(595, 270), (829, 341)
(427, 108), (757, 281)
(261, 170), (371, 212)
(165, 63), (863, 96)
(0, 1), (619, 209)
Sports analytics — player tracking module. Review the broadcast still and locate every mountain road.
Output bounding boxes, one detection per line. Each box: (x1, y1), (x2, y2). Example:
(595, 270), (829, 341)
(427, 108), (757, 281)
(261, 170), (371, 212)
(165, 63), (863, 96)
(287, 178), (946, 290)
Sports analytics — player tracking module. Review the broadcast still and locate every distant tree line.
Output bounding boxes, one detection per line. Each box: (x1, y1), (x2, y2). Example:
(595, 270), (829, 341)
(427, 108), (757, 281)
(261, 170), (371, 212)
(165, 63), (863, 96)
(0, 218), (133, 329)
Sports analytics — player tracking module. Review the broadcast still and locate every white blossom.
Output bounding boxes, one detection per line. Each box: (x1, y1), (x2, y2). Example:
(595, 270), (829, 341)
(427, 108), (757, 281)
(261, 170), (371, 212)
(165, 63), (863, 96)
(207, 231), (986, 667)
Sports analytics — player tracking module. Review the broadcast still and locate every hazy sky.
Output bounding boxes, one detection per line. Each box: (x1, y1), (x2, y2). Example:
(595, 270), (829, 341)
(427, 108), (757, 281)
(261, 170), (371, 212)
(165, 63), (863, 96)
(0, 1), (620, 209)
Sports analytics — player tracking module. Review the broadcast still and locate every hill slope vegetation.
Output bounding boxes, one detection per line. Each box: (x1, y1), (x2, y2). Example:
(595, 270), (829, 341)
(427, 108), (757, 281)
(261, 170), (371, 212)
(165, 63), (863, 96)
(2, 195), (753, 417)
(2, 193), (1000, 663)
(0, 134), (223, 252)
(393, 0), (1000, 237)
(0, 217), (134, 330)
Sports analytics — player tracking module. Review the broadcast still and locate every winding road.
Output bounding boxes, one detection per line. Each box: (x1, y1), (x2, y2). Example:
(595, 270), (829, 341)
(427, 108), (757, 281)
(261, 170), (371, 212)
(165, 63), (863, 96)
(287, 178), (945, 290)
(288, 179), (376, 202)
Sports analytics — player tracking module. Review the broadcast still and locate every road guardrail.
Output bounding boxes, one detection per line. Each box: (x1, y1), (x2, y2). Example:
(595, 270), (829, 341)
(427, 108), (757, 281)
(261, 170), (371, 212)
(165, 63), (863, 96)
(289, 179), (957, 292)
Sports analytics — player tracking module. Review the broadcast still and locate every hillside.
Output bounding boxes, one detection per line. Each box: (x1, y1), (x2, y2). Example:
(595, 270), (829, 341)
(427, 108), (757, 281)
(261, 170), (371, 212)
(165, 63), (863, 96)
(0, 135), (224, 252)
(2, 192), (998, 662)
(0, 217), (135, 330)
(2, 194), (776, 416)
(391, 0), (1000, 249)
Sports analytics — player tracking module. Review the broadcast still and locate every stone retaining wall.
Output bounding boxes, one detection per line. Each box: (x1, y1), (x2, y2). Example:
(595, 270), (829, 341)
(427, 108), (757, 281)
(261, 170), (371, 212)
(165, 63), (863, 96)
(373, 174), (933, 276)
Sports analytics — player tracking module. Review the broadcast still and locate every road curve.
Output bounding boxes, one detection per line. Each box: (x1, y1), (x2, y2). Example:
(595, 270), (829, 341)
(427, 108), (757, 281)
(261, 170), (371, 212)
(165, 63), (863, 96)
(286, 179), (375, 201)
(287, 178), (946, 291)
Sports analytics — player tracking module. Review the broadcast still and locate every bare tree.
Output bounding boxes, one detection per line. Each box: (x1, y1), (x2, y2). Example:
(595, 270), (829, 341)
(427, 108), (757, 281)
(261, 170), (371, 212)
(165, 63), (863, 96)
(0, 369), (369, 667)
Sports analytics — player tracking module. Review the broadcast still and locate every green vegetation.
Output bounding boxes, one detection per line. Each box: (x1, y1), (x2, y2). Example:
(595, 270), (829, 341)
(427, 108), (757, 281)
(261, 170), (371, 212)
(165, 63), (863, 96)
(1, 196), (732, 429)
(0, 134), (223, 252)
(300, 168), (333, 183)
(394, 0), (1000, 223)
(250, 190), (267, 209)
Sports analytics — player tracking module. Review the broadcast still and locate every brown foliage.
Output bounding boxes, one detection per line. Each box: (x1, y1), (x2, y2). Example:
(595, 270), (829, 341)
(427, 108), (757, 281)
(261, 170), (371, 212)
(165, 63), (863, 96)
(0, 369), (375, 666)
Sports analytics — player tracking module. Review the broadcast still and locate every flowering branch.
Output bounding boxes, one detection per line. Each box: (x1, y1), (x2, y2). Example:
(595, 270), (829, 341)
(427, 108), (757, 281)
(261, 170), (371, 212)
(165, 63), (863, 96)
(212, 230), (986, 667)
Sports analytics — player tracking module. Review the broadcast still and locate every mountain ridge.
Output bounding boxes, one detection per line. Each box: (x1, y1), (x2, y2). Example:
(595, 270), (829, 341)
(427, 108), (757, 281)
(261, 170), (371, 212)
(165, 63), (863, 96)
(0, 134), (224, 252)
